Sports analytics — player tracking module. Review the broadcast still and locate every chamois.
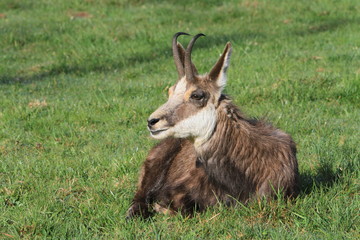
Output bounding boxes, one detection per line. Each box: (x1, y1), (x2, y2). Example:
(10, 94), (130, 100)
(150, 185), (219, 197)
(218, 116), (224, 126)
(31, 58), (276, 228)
(126, 32), (299, 219)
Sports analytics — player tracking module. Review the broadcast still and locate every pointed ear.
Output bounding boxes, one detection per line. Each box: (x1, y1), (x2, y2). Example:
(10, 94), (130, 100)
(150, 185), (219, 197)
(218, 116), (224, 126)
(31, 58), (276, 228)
(177, 43), (198, 75)
(209, 42), (232, 90)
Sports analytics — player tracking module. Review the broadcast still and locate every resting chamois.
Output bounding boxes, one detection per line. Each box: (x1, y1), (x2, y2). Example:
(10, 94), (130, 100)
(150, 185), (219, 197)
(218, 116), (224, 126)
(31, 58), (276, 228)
(127, 32), (299, 219)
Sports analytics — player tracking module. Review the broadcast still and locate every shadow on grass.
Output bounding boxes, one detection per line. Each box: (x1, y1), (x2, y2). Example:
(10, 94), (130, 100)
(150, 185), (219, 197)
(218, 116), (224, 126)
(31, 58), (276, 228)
(6, 13), (357, 85)
(0, 31), (265, 85)
(3, 14), (357, 85)
(293, 17), (360, 36)
(298, 146), (359, 195)
(299, 161), (340, 195)
(0, 45), (168, 85)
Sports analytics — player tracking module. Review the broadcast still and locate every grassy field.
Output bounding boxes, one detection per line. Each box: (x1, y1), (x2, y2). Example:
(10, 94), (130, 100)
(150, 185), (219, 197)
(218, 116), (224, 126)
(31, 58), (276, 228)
(1, 0), (359, 238)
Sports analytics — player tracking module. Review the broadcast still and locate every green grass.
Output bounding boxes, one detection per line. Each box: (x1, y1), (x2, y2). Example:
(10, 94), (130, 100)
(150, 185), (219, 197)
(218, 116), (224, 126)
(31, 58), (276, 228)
(1, 0), (359, 238)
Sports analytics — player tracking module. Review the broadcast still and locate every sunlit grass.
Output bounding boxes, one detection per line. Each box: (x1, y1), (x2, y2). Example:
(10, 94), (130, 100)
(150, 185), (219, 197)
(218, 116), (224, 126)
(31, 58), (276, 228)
(0, 0), (359, 238)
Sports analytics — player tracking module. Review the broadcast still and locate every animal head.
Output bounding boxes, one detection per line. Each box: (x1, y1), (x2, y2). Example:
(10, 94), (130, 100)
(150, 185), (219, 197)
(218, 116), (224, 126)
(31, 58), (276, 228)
(147, 32), (232, 143)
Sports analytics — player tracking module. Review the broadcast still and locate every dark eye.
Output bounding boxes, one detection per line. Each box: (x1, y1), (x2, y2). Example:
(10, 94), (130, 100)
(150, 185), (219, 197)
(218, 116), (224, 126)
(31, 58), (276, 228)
(191, 93), (203, 100)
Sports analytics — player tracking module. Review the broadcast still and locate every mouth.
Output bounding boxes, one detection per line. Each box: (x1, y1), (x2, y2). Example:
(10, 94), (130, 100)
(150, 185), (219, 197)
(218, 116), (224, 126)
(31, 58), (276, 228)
(149, 128), (168, 136)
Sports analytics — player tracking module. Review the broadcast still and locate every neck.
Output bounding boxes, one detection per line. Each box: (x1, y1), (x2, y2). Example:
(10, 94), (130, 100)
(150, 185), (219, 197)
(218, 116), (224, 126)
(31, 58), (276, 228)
(194, 96), (246, 155)
(193, 98), (257, 197)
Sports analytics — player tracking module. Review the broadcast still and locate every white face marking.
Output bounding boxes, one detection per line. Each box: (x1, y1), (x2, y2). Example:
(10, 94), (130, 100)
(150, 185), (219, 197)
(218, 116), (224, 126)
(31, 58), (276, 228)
(148, 77), (188, 139)
(150, 104), (217, 145)
(149, 77), (216, 143)
(148, 77), (187, 120)
(172, 77), (187, 97)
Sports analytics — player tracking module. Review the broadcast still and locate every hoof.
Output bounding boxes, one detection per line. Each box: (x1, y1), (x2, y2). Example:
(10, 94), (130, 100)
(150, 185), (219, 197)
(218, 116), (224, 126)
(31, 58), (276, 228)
(126, 202), (152, 220)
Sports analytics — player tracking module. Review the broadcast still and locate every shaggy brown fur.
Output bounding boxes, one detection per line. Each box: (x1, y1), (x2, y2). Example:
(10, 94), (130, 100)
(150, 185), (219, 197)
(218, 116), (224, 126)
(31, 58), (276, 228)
(127, 95), (298, 219)
(126, 33), (299, 219)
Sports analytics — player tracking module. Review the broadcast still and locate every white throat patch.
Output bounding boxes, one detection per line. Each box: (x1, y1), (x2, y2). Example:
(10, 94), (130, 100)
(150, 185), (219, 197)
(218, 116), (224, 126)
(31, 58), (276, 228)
(173, 105), (217, 146)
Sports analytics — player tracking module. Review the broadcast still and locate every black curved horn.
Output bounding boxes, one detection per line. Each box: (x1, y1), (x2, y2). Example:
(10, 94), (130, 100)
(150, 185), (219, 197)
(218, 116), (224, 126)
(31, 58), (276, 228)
(185, 33), (205, 83)
(172, 32), (190, 78)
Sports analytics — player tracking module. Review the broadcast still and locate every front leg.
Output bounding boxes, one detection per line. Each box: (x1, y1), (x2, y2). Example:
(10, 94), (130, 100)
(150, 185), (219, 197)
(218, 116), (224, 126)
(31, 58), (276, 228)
(126, 138), (182, 219)
(126, 163), (171, 219)
(126, 164), (155, 220)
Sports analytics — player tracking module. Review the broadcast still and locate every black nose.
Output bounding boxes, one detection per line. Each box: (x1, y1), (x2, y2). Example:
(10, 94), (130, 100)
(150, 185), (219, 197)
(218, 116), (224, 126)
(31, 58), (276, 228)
(147, 118), (160, 127)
